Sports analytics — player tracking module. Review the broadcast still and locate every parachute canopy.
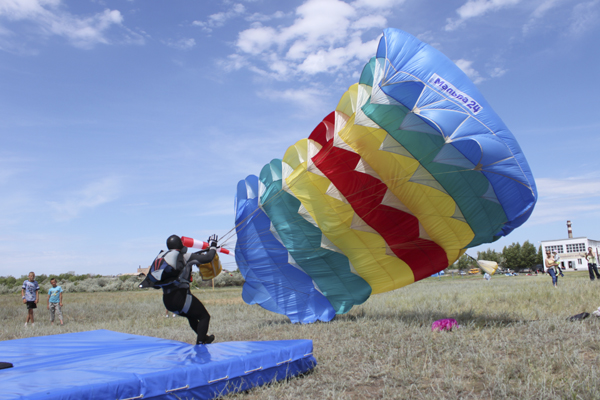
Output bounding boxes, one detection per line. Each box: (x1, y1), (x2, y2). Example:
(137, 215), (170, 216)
(235, 28), (537, 323)
(477, 260), (499, 275)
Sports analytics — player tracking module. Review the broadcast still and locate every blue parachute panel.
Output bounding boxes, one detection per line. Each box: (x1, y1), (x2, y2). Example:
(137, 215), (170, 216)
(235, 175), (336, 323)
(259, 159), (371, 314)
(0, 330), (316, 400)
(373, 28), (537, 243)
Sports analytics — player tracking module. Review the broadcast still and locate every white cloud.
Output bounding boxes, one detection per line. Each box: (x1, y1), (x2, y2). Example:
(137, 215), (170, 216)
(537, 177), (600, 197)
(278, 0), (356, 47)
(445, 0), (522, 31)
(531, 0), (563, 18)
(416, 30), (441, 49)
(49, 177), (123, 221)
(0, 154), (36, 227)
(454, 59), (484, 84)
(527, 176), (600, 225)
(230, 0), (391, 82)
(236, 25), (277, 54)
(246, 10), (286, 23)
(522, 0), (576, 35)
(257, 87), (329, 114)
(164, 37), (196, 50)
(446, 0), (599, 40)
(568, 0), (600, 37)
(297, 35), (380, 74)
(0, 0), (125, 48)
(0, 0), (61, 19)
(490, 66), (507, 78)
(217, 53), (248, 72)
(353, 15), (387, 30)
(351, 0), (405, 9)
(193, 3), (246, 32)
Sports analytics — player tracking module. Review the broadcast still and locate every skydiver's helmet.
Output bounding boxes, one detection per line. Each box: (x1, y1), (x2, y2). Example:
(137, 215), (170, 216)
(167, 235), (183, 250)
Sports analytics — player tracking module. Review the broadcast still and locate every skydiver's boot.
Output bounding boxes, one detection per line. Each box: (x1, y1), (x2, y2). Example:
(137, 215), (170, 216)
(204, 334), (215, 344)
(196, 334), (215, 345)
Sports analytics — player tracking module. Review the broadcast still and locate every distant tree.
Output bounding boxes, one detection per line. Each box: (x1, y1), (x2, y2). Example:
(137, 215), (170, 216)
(498, 255), (506, 270)
(520, 240), (537, 270)
(498, 254), (507, 270)
(502, 242), (522, 270)
(454, 254), (475, 270)
(0, 276), (17, 287)
(477, 248), (502, 263)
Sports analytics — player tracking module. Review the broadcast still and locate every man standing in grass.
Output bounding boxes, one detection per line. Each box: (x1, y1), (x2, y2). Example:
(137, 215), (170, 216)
(21, 272), (39, 326)
(47, 278), (64, 325)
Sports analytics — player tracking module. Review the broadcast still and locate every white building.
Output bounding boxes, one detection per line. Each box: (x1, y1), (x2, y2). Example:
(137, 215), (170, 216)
(541, 237), (600, 272)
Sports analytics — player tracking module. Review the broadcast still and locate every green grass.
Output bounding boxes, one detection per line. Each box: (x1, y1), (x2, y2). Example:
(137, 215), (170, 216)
(2, 272), (600, 399)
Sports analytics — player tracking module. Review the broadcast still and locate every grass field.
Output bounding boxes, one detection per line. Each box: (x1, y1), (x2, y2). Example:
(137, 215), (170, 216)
(2, 272), (600, 399)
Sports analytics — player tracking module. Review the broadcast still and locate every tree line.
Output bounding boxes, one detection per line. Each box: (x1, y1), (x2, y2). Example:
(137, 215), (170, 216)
(450, 240), (544, 271)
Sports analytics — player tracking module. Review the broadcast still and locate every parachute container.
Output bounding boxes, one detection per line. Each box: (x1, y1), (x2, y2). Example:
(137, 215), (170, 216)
(197, 253), (223, 281)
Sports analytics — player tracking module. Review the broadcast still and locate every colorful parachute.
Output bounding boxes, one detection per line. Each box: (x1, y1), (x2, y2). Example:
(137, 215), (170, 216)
(235, 28), (537, 323)
(477, 260), (499, 275)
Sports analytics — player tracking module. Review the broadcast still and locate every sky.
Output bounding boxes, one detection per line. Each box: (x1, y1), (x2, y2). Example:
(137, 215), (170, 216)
(1, 0), (600, 278)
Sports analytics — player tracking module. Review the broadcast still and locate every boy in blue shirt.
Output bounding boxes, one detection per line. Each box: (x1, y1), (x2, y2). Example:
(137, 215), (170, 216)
(21, 272), (39, 326)
(47, 278), (64, 325)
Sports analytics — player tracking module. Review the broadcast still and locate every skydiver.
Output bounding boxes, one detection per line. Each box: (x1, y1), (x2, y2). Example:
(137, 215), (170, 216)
(141, 234), (219, 345)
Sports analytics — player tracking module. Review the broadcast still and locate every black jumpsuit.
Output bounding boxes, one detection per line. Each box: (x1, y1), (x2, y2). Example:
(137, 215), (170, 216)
(161, 248), (217, 345)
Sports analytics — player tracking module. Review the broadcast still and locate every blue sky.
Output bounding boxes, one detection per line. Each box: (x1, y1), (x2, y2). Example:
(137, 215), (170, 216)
(1, 0), (599, 277)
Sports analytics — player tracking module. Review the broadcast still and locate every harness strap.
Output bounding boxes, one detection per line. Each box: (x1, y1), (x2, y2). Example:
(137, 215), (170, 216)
(180, 293), (193, 314)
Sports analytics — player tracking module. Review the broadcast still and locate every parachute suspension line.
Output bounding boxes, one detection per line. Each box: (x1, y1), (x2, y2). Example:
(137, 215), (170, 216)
(221, 181), (297, 245)
(222, 181), (299, 247)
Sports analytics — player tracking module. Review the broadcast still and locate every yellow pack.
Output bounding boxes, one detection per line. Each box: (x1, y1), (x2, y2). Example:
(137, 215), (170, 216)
(197, 253), (223, 280)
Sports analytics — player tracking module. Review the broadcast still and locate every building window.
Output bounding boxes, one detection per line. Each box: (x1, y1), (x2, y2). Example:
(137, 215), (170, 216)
(566, 243), (586, 253)
(545, 245), (564, 254)
(578, 259), (583, 265)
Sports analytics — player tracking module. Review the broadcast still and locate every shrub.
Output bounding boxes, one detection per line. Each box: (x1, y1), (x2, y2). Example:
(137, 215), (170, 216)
(214, 271), (245, 287)
(0, 271), (240, 293)
(0, 284), (21, 295)
(95, 278), (108, 288)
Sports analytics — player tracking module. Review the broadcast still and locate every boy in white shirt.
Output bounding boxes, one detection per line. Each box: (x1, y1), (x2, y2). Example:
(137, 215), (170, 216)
(21, 272), (39, 326)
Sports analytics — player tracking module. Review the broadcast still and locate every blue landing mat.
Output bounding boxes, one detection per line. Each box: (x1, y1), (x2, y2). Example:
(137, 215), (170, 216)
(0, 330), (316, 400)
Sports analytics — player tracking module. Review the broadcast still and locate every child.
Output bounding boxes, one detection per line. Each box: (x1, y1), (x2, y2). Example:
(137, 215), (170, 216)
(552, 250), (564, 277)
(21, 272), (40, 326)
(47, 278), (64, 325)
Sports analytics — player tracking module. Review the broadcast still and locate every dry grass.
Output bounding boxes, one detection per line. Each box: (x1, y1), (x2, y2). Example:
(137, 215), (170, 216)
(2, 272), (600, 399)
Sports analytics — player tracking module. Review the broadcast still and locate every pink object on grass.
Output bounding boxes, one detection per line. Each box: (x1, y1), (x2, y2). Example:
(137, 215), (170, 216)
(431, 318), (458, 332)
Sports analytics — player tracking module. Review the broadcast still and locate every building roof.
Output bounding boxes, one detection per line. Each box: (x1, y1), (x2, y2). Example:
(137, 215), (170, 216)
(541, 237), (593, 242)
